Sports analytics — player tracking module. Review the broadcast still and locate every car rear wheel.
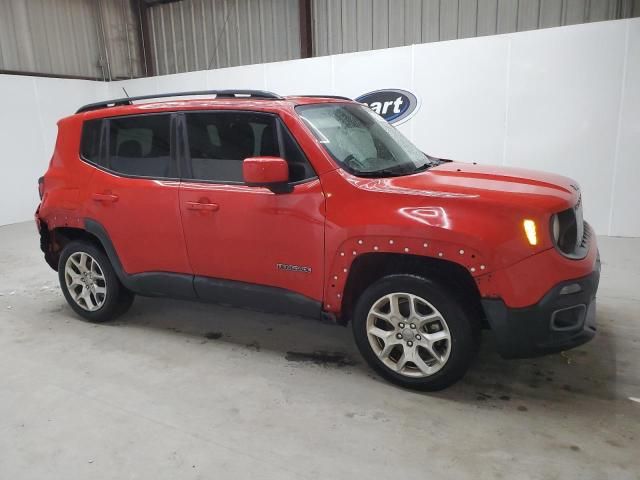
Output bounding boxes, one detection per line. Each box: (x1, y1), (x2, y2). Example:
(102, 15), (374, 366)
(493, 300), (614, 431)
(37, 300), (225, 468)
(58, 240), (134, 322)
(352, 274), (478, 391)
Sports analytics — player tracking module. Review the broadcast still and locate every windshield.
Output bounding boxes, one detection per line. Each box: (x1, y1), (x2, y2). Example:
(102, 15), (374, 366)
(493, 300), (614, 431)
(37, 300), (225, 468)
(296, 103), (440, 177)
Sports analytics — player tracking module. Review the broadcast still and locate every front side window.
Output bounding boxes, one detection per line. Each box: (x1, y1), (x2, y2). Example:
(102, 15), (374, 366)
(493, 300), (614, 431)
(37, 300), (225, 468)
(183, 112), (315, 183)
(296, 103), (440, 177)
(106, 114), (173, 178)
(184, 112), (276, 183)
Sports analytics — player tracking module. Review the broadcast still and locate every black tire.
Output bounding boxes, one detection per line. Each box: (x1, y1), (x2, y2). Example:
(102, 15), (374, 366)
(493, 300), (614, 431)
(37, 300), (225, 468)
(58, 240), (134, 323)
(352, 274), (479, 391)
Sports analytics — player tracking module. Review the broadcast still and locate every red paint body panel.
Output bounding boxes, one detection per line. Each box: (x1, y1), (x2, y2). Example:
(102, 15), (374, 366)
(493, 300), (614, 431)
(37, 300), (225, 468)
(242, 157), (289, 184)
(85, 171), (191, 274)
(37, 116), (93, 229)
(179, 179), (325, 300)
(37, 96), (597, 316)
(475, 235), (598, 308)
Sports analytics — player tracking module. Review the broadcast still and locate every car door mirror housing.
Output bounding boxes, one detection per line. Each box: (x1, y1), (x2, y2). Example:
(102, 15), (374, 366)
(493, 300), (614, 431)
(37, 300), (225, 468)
(243, 157), (290, 187)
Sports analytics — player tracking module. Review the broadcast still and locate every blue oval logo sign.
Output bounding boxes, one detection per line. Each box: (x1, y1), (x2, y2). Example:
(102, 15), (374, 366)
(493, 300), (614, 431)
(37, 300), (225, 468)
(355, 89), (419, 125)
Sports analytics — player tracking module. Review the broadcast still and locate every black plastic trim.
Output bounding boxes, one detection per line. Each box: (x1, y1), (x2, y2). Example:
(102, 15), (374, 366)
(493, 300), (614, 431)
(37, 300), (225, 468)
(194, 277), (321, 319)
(83, 218), (322, 318)
(296, 95), (352, 101)
(84, 218), (196, 298)
(76, 90), (284, 114)
(481, 256), (600, 359)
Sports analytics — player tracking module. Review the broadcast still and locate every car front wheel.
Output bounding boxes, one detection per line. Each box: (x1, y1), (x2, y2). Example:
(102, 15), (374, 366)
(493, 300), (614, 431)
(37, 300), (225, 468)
(352, 274), (479, 391)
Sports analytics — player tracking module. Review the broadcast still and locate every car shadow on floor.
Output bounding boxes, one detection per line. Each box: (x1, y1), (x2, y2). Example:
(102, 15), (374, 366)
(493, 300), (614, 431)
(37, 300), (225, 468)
(105, 294), (620, 406)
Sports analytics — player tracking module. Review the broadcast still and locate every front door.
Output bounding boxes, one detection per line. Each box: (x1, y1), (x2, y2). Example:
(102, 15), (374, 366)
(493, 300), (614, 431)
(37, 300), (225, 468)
(178, 110), (325, 304)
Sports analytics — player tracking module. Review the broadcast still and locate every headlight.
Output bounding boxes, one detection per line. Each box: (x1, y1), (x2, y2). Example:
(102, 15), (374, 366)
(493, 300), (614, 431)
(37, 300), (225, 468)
(551, 214), (560, 243)
(523, 219), (538, 246)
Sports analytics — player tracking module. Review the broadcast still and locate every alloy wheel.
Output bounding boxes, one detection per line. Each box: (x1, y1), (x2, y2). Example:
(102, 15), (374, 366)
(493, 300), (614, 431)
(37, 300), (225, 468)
(366, 292), (452, 378)
(64, 252), (107, 312)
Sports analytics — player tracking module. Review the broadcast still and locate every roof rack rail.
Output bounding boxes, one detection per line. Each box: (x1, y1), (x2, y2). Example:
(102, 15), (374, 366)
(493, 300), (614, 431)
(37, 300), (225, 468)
(297, 95), (352, 101)
(76, 89), (283, 114)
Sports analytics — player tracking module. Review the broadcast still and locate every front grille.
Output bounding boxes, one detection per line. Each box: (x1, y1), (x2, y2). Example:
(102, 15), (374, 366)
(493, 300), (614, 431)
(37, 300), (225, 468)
(580, 222), (592, 249)
(555, 195), (590, 259)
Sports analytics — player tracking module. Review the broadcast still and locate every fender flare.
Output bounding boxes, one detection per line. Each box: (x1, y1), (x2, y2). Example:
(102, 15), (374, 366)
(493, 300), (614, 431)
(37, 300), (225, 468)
(324, 235), (489, 313)
(83, 218), (196, 298)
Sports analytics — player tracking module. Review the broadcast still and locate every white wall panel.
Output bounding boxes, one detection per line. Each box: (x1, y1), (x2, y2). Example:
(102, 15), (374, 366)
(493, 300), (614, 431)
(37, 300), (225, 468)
(157, 70), (208, 94)
(0, 75), (106, 226)
(0, 76), (46, 226)
(331, 47), (413, 97)
(411, 35), (510, 164)
(331, 46), (414, 137)
(35, 78), (109, 158)
(109, 76), (162, 98)
(206, 64), (267, 90)
(504, 21), (627, 235)
(610, 20), (640, 237)
(265, 56), (333, 95)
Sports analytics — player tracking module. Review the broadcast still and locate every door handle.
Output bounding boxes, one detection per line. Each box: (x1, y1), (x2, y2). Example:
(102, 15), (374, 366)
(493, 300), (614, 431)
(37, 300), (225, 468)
(92, 193), (119, 203)
(185, 201), (219, 211)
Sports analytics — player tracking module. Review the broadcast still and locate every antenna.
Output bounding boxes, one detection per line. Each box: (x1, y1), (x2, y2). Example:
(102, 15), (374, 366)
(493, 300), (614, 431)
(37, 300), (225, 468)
(122, 87), (130, 98)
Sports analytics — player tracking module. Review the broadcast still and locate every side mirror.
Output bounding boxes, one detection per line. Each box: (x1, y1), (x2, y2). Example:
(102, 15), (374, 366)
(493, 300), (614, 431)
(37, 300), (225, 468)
(243, 157), (289, 189)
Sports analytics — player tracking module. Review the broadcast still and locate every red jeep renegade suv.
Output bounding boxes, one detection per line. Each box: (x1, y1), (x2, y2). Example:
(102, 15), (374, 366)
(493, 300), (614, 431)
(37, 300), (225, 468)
(35, 90), (600, 390)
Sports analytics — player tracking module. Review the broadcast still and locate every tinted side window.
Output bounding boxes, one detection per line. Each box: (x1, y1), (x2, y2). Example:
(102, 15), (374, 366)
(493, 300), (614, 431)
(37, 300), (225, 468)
(106, 115), (173, 178)
(184, 112), (278, 182)
(80, 119), (102, 165)
(278, 121), (316, 182)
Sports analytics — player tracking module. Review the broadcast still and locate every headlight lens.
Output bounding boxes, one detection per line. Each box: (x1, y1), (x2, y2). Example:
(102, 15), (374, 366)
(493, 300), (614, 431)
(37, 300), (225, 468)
(551, 214), (560, 243)
(523, 219), (538, 246)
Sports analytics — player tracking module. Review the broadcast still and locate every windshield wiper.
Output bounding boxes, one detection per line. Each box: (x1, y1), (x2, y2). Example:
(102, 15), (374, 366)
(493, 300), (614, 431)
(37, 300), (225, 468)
(356, 168), (411, 178)
(357, 161), (434, 178)
(412, 162), (431, 172)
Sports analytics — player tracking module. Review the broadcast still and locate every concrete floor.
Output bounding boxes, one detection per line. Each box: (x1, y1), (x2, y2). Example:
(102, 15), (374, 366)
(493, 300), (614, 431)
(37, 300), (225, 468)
(0, 221), (638, 480)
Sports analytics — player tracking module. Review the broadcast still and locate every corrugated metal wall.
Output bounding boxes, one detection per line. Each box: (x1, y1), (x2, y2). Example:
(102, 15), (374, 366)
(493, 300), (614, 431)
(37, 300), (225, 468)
(147, 0), (301, 75)
(0, 0), (142, 80)
(0, 0), (103, 78)
(313, 0), (640, 55)
(1, 0), (638, 79)
(98, 0), (145, 79)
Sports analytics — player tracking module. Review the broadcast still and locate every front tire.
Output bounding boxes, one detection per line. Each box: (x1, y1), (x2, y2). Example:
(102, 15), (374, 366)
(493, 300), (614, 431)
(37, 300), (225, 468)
(352, 274), (478, 391)
(58, 240), (134, 322)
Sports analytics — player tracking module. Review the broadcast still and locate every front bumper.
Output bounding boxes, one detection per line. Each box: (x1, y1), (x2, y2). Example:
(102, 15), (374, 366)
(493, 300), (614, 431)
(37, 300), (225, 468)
(481, 254), (600, 359)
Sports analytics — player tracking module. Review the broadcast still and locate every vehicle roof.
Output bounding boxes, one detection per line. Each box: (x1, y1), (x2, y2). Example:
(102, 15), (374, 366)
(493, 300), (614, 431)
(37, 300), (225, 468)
(76, 95), (354, 121)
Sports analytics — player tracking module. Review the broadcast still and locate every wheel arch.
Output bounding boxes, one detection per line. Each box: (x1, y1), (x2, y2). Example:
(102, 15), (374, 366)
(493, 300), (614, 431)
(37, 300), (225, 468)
(38, 218), (128, 287)
(39, 221), (104, 271)
(338, 252), (484, 325)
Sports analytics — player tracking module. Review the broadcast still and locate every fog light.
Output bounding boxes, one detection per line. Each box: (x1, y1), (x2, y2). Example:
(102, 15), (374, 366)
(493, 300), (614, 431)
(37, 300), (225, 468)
(551, 304), (586, 331)
(559, 283), (582, 295)
(523, 219), (538, 246)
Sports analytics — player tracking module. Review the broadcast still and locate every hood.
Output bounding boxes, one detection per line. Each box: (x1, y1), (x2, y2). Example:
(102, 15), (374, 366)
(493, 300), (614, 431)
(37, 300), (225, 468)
(351, 161), (579, 213)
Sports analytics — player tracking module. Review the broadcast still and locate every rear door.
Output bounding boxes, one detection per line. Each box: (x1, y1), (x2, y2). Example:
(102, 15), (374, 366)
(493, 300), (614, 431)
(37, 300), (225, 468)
(178, 110), (325, 303)
(84, 113), (191, 276)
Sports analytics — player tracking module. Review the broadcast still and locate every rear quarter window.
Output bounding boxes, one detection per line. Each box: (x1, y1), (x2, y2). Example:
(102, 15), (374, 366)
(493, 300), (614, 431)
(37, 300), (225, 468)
(80, 119), (102, 165)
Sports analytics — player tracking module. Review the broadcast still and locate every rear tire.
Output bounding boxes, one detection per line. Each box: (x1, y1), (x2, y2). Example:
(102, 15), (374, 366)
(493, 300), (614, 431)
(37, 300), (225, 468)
(58, 240), (134, 323)
(352, 274), (478, 391)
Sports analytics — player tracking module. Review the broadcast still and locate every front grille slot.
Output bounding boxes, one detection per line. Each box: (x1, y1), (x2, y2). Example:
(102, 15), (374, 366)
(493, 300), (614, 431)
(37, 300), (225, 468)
(554, 196), (590, 260)
(556, 207), (578, 254)
(580, 222), (592, 248)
